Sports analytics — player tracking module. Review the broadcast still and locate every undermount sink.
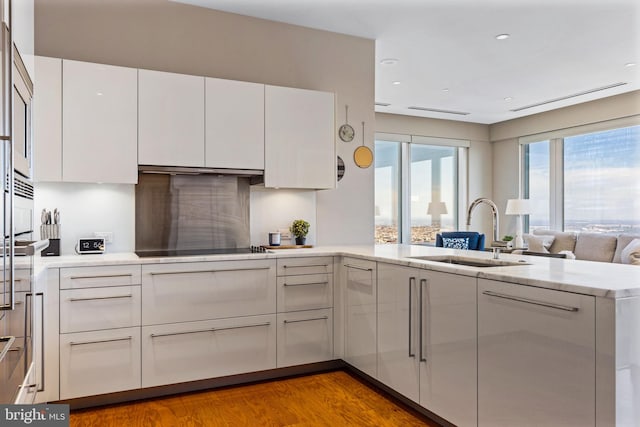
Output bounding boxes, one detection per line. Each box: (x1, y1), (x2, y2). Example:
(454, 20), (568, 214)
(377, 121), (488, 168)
(408, 255), (530, 268)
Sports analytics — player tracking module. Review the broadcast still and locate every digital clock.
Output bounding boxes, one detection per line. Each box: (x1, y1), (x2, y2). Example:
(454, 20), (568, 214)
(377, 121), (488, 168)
(77, 238), (106, 254)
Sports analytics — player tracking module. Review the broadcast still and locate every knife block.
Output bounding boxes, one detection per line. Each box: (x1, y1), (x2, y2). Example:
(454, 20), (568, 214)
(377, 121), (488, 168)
(41, 239), (60, 257)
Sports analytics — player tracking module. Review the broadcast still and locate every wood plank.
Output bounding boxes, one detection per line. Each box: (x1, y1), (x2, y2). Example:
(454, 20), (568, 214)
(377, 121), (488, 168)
(70, 371), (440, 426)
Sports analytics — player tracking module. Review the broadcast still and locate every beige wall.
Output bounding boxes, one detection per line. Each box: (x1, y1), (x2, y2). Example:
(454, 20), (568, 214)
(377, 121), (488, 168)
(35, 0), (375, 246)
(375, 112), (495, 237)
(490, 91), (640, 142)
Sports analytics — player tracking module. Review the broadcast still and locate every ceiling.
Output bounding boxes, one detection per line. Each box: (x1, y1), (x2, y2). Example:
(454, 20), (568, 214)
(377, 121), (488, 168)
(173, 0), (640, 124)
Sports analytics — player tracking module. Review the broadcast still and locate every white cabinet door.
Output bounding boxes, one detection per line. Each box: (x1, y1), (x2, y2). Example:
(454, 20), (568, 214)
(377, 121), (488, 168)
(142, 314), (276, 388)
(420, 271), (477, 427)
(60, 264), (142, 289)
(343, 258), (377, 378)
(276, 309), (333, 368)
(138, 69), (205, 167)
(33, 56), (62, 182)
(142, 260), (276, 325)
(265, 85), (335, 189)
(60, 327), (141, 400)
(62, 60), (137, 183)
(60, 285), (141, 333)
(205, 78), (264, 170)
(277, 273), (333, 312)
(377, 263), (420, 402)
(478, 279), (596, 427)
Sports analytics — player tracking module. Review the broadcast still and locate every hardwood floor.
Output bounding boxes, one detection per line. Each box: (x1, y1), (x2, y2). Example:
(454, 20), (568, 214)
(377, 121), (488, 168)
(70, 370), (440, 426)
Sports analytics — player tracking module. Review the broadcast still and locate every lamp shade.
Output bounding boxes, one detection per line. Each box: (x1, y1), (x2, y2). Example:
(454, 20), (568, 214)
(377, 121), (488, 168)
(427, 201), (448, 216)
(505, 199), (531, 215)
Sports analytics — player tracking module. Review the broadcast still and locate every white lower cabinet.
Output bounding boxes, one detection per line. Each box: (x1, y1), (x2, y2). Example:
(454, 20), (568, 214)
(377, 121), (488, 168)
(142, 260), (276, 325)
(60, 327), (141, 400)
(343, 257), (377, 378)
(377, 263), (477, 427)
(277, 308), (333, 368)
(478, 279), (596, 427)
(142, 314), (276, 388)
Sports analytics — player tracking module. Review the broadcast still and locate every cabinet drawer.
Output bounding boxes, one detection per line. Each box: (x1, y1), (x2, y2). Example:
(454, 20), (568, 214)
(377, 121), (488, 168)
(60, 327), (141, 400)
(142, 314), (276, 388)
(277, 257), (333, 276)
(60, 265), (141, 289)
(60, 286), (141, 333)
(277, 273), (333, 312)
(142, 260), (276, 325)
(277, 309), (333, 368)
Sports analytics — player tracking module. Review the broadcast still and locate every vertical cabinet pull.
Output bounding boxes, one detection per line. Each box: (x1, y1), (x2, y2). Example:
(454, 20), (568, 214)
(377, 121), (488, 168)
(36, 292), (45, 393)
(419, 278), (427, 363)
(408, 277), (416, 358)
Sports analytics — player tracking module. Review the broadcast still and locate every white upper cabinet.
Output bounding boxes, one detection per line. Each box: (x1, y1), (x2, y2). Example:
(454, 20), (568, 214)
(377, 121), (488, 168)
(265, 85), (335, 189)
(205, 78), (264, 170)
(62, 60), (137, 183)
(11, 0), (34, 79)
(138, 69), (205, 167)
(33, 56), (62, 182)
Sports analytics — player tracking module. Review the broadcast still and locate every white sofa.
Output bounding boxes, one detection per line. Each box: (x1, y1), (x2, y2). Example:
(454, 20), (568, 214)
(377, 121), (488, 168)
(526, 229), (640, 264)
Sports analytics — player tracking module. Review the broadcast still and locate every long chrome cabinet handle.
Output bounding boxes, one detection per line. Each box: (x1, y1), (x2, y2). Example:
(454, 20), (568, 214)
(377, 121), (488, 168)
(36, 292), (44, 392)
(343, 264), (373, 272)
(419, 279), (427, 363)
(70, 336), (133, 346)
(283, 281), (328, 287)
(151, 322), (271, 338)
(149, 267), (269, 276)
(283, 264), (328, 269)
(69, 274), (133, 280)
(284, 316), (329, 324)
(68, 294), (133, 302)
(482, 290), (579, 312)
(408, 277), (415, 358)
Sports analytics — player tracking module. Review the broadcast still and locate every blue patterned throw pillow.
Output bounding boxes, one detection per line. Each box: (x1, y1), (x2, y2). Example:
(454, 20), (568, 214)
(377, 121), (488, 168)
(442, 237), (469, 250)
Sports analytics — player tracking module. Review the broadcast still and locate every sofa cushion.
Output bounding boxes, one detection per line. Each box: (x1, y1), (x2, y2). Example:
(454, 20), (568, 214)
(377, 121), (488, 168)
(523, 234), (554, 253)
(573, 233), (618, 263)
(533, 229), (577, 253)
(621, 239), (640, 265)
(613, 234), (640, 263)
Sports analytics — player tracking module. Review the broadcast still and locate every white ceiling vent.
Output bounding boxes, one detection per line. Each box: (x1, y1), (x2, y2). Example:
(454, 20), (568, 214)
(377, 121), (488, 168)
(510, 82), (628, 112)
(407, 106), (470, 116)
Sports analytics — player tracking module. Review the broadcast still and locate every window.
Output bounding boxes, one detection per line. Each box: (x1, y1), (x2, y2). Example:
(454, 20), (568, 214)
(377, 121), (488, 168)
(375, 135), (465, 244)
(374, 141), (401, 243)
(522, 123), (640, 234)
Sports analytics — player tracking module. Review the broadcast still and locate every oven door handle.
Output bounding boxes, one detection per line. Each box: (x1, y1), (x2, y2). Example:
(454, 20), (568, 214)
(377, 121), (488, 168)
(0, 336), (16, 363)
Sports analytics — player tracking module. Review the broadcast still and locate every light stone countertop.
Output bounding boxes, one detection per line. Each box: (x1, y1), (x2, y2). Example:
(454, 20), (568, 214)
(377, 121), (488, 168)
(32, 244), (640, 299)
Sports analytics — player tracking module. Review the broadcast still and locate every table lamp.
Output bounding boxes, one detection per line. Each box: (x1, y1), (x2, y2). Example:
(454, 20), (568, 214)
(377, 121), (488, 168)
(427, 201), (448, 228)
(505, 199), (531, 248)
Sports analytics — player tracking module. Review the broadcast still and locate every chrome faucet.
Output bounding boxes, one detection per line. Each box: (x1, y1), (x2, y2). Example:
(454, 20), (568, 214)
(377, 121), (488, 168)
(466, 197), (500, 244)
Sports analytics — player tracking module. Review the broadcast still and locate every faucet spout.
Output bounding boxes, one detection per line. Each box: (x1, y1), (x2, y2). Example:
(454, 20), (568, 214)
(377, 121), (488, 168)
(466, 197), (500, 243)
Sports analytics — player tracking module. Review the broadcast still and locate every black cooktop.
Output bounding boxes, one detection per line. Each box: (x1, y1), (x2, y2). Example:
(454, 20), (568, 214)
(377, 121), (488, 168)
(135, 247), (266, 258)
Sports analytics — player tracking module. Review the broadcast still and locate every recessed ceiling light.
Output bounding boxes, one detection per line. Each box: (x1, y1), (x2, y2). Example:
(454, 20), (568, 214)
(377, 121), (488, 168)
(392, 81), (401, 85)
(625, 62), (637, 67)
(495, 34), (510, 40)
(96, 92), (103, 96)
(504, 97), (513, 102)
(380, 58), (398, 65)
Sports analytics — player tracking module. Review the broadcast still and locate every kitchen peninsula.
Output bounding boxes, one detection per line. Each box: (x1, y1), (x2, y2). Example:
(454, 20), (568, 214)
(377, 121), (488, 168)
(33, 244), (640, 427)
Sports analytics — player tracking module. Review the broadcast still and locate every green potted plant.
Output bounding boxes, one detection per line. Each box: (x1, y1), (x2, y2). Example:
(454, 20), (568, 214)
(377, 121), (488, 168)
(290, 219), (310, 245)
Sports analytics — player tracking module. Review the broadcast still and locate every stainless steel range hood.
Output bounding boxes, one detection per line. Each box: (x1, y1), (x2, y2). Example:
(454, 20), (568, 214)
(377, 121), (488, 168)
(139, 165), (264, 185)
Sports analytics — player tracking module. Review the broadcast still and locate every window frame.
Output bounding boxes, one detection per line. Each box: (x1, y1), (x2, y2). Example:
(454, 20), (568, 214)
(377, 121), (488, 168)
(375, 133), (469, 244)
(520, 116), (640, 233)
